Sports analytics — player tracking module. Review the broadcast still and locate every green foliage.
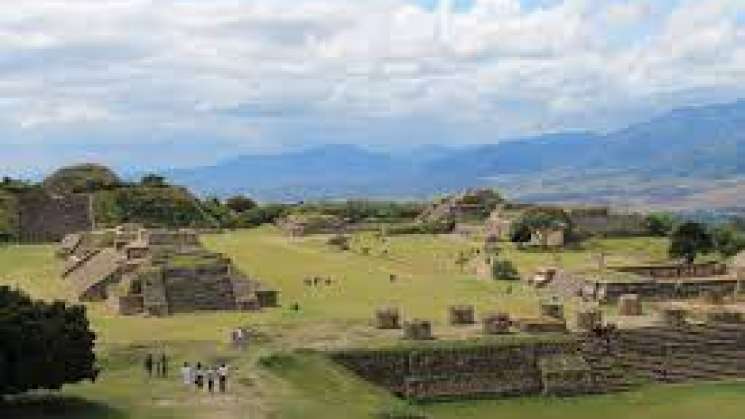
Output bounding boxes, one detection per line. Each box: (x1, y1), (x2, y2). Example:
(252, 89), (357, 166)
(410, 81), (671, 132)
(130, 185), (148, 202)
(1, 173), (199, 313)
(291, 200), (423, 223)
(0, 190), (20, 241)
(225, 195), (257, 213)
(387, 220), (455, 235)
(0, 286), (97, 395)
(491, 259), (520, 281)
(200, 197), (237, 228)
(510, 222), (533, 243)
(236, 204), (291, 228)
(99, 187), (213, 228)
(327, 234), (351, 251)
(669, 222), (714, 263)
(513, 207), (571, 246)
(42, 164), (121, 194)
(711, 224), (745, 258)
(645, 212), (678, 237)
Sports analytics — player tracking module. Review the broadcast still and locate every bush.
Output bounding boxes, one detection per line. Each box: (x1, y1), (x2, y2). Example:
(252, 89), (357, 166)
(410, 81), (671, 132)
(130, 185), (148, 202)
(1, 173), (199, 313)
(387, 220), (455, 235)
(669, 222), (714, 264)
(645, 212), (677, 237)
(0, 287), (97, 395)
(491, 259), (520, 281)
(327, 234), (350, 251)
(226, 195), (257, 213)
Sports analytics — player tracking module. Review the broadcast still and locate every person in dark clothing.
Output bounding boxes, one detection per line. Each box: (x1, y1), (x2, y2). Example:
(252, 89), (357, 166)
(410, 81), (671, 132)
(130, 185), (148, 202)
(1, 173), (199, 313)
(206, 366), (216, 393)
(194, 362), (204, 391)
(144, 353), (154, 378)
(160, 353), (168, 378)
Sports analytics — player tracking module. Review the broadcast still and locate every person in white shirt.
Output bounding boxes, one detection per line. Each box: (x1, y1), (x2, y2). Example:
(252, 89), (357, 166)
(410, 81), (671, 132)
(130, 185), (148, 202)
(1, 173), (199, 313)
(181, 362), (193, 386)
(217, 363), (229, 393)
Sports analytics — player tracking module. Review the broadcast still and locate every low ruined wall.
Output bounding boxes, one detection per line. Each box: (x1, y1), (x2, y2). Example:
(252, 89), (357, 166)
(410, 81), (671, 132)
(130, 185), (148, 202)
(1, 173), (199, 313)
(331, 339), (579, 400)
(590, 278), (738, 303)
(612, 262), (727, 279)
(581, 322), (745, 385)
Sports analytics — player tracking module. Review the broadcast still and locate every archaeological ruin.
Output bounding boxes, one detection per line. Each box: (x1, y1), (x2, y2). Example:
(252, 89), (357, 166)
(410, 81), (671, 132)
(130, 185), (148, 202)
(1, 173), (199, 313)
(334, 298), (745, 401)
(59, 225), (278, 316)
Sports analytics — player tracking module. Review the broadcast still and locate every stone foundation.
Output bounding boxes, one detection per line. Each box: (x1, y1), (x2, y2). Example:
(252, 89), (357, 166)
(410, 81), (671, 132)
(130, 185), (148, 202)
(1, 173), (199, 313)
(404, 320), (433, 340)
(449, 305), (475, 325)
(618, 294), (642, 316)
(482, 313), (511, 335)
(375, 307), (401, 329)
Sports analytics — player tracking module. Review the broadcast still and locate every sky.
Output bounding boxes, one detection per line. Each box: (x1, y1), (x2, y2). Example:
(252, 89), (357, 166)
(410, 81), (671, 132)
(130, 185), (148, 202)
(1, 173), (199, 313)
(2, 0), (745, 175)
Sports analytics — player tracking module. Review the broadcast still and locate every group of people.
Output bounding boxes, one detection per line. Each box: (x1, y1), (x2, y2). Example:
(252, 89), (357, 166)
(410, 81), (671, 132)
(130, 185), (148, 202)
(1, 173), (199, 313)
(143, 354), (230, 393)
(181, 362), (230, 393)
(143, 353), (169, 378)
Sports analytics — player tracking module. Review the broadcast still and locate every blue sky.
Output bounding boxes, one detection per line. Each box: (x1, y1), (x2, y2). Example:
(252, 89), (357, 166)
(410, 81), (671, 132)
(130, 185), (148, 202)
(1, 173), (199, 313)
(1, 0), (744, 175)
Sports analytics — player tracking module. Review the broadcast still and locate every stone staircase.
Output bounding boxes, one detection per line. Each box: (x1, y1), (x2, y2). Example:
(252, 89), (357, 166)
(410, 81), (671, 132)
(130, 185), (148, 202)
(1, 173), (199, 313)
(580, 323), (745, 390)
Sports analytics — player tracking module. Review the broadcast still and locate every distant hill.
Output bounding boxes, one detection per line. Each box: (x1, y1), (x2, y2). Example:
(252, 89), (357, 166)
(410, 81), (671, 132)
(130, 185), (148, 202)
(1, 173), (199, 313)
(154, 99), (745, 207)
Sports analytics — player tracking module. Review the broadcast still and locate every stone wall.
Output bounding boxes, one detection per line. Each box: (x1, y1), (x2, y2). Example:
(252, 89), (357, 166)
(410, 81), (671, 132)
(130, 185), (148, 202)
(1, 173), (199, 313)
(586, 277), (739, 303)
(569, 209), (646, 237)
(18, 190), (93, 243)
(581, 322), (745, 385)
(331, 339), (581, 401)
(612, 262), (727, 279)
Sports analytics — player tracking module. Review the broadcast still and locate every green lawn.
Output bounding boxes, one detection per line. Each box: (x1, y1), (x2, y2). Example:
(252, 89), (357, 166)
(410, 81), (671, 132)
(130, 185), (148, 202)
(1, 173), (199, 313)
(4, 227), (743, 419)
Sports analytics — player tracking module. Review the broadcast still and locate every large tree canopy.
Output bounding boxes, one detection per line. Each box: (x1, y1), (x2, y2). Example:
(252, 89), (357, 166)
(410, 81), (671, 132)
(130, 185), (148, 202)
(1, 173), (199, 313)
(669, 222), (714, 264)
(0, 287), (97, 395)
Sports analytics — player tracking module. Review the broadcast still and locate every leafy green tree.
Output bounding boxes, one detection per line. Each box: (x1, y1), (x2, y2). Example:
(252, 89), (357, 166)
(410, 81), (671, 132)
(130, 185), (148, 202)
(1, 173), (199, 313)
(514, 207), (570, 247)
(669, 222), (714, 264)
(645, 212), (677, 237)
(0, 287), (97, 395)
(492, 259), (520, 281)
(712, 224), (745, 258)
(226, 195), (257, 213)
(509, 221), (532, 244)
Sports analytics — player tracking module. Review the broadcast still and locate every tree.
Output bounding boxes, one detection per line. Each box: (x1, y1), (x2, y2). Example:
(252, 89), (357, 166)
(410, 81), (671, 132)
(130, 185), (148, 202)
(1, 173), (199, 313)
(509, 222), (532, 244)
(491, 259), (520, 281)
(645, 212), (677, 237)
(226, 195), (257, 213)
(712, 224), (745, 258)
(669, 222), (714, 264)
(0, 287), (97, 395)
(514, 207), (570, 247)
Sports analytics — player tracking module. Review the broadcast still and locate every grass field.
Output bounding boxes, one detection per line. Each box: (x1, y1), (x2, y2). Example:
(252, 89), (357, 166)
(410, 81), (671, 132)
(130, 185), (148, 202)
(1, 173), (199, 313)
(3, 227), (744, 418)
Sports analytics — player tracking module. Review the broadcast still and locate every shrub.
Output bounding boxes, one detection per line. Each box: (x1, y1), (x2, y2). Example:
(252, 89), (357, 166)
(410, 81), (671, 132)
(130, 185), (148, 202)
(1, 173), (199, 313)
(491, 259), (520, 281)
(0, 287), (97, 395)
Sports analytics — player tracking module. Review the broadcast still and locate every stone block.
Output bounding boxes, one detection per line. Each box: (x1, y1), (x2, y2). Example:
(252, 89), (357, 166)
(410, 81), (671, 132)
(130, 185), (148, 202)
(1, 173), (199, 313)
(539, 301), (564, 320)
(576, 308), (602, 331)
(482, 312), (511, 335)
(618, 294), (642, 316)
(375, 307), (401, 329)
(404, 319), (433, 340)
(449, 305), (475, 325)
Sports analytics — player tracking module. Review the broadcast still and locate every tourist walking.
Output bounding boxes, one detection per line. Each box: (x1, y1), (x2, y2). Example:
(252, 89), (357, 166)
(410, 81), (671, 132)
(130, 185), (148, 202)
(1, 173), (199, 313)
(144, 353), (154, 378)
(218, 363), (229, 393)
(206, 366), (216, 393)
(181, 362), (193, 387)
(194, 362), (204, 391)
(160, 353), (168, 378)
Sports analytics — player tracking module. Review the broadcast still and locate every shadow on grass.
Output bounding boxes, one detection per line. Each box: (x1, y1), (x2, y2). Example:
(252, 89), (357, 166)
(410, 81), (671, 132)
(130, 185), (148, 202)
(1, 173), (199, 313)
(1, 394), (125, 419)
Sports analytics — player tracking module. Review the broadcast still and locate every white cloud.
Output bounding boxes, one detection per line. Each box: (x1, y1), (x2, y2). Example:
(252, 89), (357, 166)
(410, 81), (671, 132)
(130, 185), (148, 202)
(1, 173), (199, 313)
(0, 0), (744, 169)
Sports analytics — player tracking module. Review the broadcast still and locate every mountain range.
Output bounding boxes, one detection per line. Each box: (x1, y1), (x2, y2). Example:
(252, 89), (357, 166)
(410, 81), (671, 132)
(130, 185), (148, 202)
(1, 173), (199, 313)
(166, 100), (745, 209)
